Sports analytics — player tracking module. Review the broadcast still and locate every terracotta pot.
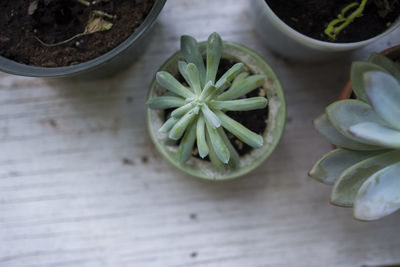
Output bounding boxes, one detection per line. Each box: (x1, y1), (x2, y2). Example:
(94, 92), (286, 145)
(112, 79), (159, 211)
(339, 45), (400, 100)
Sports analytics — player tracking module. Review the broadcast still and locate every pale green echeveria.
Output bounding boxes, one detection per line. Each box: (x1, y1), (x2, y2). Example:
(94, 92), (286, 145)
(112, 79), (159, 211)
(310, 53), (400, 221)
(147, 32), (268, 169)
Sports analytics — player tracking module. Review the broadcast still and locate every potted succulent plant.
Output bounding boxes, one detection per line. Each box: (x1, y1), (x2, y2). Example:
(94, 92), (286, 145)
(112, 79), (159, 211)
(309, 53), (400, 220)
(0, 0), (166, 78)
(146, 32), (286, 180)
(249, 0), (400, 61)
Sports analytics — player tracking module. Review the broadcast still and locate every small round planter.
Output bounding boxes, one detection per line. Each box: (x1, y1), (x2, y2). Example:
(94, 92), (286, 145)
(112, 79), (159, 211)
(0, 0), (166, 78)
(250, 0), (400, 61)
(339, 45), (400, 100)
(146, 41), (286, 180)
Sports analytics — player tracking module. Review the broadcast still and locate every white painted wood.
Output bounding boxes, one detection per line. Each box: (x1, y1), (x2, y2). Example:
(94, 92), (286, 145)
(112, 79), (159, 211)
(1, 1), (400, 266)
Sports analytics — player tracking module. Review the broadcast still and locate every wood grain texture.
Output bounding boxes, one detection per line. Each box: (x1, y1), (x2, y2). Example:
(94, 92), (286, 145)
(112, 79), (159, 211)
(1, 1), (400, 266)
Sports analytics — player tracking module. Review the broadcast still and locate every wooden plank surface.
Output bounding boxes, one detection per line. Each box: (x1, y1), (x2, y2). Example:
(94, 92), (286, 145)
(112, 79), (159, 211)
(1, 1), (400, 266)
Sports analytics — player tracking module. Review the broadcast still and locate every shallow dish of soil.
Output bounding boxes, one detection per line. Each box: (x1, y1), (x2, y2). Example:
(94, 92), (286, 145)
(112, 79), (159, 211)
(265, 0), (400, 43)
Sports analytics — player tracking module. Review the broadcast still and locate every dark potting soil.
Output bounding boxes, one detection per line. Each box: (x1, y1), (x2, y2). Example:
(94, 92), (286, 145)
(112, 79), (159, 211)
(164, 58), (269, 158)
(0, 0), (154, 67)
(265, 0), (400, 43)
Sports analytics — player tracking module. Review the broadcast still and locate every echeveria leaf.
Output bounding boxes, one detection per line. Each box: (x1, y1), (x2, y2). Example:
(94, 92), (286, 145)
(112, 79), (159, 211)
(169, 107), (198, 140)
(326, 99), (385, 144)
(180, 35), (206, 86)
(217, 75), (265, 101)
(349, 122), (400, 149)
(205, 32), (222, 84)
(218, 128), (240, 168)
(215, 63), (244, 94)
(196, 115), (209, 159)
(309, 149), (384, 185)
(201, 104), (221, 129)
(330, 150), (400, 207)
(159, 116), (179, 133)
(354, 162), (400, 221)
(156, 71), (194, 98)
(177, 122), (197, 163)
(187, 63), (202, 96)
(364, 71), (400, 129)
(205, 119), (230, 164)
(216, 110), (263, 148)
(210, 97), (267, 111)
(350, 61), (387, 103)
(313, 113), (380, 151)
(368, 53), (400, 81)
(147, 96), (186, 109)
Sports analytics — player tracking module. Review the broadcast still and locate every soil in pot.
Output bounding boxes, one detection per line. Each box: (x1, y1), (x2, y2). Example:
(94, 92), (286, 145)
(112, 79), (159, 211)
(0, 0), (155, 67)
(163, 58), (269, 159)
(265, 0), (400, 43)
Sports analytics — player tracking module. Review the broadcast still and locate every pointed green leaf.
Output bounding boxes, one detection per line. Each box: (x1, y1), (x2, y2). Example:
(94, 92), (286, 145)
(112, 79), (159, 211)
(326, 99), (385, 144)
(201, 104), (221, 129)
(354, 162), (400, 221)
(159, 116), (179, 133)
(206, 130), (225, 170)
(313, 113), (380, 150)
(178, 61), (193, 93)
(177, 121), (197, 163)
(210, 97), (267, 111)
(216, 110), (263, 148)
(181, 35), (206, 86)
(331, 150), (400, 207)
(218, 127), (240, 168)
(156, 71), (194, 99)
(350, 61), (387, 103)
(169, 107), (198, 140)
(368, 53), (400, 81)
(309, 149), (385, 185)
(147, 96), (186, 109)
(205, 32), (222, 84)
(171, 102), (195, 118)
(364, 71), (400, 129)
(187, 63), (202, 96)
(349, 122), (400, 149)
(205, 119), (230, 164)
(200, 81), (217, 100)
(217, 75), (265, 101)
(215, 63), (244, 94)
(196, 115), (209, 159)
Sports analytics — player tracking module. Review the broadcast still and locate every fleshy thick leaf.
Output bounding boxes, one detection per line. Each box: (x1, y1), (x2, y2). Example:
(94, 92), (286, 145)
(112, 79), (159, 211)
(196, 115), (209, 159)
(309, 149), (384, 185)
(210, 97), (267, 111)
(147, 96), (186, 109)
(313, 113), (380, 151)
(159, 116), (179, 133)
(156, 71), (194, 98)
(215, 63), (244, 94)
(177, 122), (197, 163)
(349, 122), (400, 149)
(205, 120), (230, 164)
(200, 81), (217, 100)
(201, 104), (221, 129)
(169, 107), (198, 140)
(171, 102), (195, 118)
(368, 53), (400, 81)
(350, 61), (387, 103)
(180, 35), (206, 86)
(216, 110), (263, 148)
(364, 71), (400, 129)
(205, 32), (222, 84)
(206, 130), (225, 170)
(326, 99), (385, 144)
(354, 162), (400, 221)
(218, 128), (240, 168)
(178, 61), (192, 92)
(217, 75), (265, 101)
(331, 150), (400, 207)
(187, 63), (202, 96)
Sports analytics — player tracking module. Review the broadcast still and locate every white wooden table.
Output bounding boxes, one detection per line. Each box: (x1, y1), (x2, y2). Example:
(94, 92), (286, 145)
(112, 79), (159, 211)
(1, 1), (400, 266)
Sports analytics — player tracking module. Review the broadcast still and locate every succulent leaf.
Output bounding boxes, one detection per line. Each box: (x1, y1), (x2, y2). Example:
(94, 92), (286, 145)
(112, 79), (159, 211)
(354, 162), (400, 221)
(350, 61), (387, 103)
(147, 96), (186, 109)
(186, 63), (202, 96)
(217, 75), (265, 101)
(218, 128), (240, 168)
(205, 32), (223, 84)
(215, 63), (244, 94)
(159, 116), (179, 133)
(169, 107), (198, 140)
(216, 110), (263, 148)
(178, 121), (197, 163)
(156, 71), (194, 98)
(326, 99), (385, 144)
(201, 104), (221, 129)
(349, 122), (400, 149)
(331, 150), (400, 207)
(196, 115), (209, 159)
(309, 149), (385, 185)
(206, 130), (226, 170)
(171, 102), (195, 118)
(210, 97), (268, 111)
(364, 71), (400, 129)
(181, 35), (206, 86)
(205, 119), (230, 164)
(368, 53), (400, 81)
(313, 113), (380, 150)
